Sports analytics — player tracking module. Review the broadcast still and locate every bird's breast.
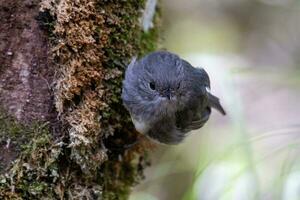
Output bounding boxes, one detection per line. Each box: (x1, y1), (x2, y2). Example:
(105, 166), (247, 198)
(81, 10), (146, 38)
(131, 117), (150, 134)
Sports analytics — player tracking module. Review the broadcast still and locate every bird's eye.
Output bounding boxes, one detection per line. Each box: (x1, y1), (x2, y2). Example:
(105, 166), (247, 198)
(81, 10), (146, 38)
(149, 82), (156, 90)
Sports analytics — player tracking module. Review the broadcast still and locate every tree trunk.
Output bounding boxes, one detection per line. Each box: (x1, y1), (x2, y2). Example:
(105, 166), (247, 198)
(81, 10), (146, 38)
(0, 0), (159, 199)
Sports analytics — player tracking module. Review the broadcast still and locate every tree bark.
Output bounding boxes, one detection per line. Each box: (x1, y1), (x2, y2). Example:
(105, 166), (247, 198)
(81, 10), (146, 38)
(0, 0), (159, 199)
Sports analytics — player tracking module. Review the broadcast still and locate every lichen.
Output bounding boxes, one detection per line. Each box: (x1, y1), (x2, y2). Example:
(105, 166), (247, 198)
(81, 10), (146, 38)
(1, 0), (160, 199)
(0, 108), (62, 199)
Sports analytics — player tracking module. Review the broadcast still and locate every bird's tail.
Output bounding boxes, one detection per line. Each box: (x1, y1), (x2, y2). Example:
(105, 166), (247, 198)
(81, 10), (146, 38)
(208, 93), (226, 115)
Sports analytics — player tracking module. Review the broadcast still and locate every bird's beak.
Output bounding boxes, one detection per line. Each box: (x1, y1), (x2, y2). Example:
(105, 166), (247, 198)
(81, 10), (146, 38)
(165, 88), (171, 100)
(161, 89), (172, 100)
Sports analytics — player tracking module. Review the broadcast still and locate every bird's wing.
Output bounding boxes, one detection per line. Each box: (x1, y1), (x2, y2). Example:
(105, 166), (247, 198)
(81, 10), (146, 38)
(176, 59), (225, 132)
(175, 105), (211, 133)
(175, 92), (225, 134)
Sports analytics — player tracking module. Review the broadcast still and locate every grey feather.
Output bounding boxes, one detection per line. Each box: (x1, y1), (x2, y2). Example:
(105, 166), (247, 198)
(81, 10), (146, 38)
(122, 51), (225, 145)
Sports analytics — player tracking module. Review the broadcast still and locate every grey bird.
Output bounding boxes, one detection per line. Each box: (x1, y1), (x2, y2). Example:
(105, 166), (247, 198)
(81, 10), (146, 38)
(122, 51), (225, 145)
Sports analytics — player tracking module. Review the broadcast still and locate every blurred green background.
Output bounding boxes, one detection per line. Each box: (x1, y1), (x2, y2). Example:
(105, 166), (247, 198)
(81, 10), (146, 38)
(131, 0), (300, 199)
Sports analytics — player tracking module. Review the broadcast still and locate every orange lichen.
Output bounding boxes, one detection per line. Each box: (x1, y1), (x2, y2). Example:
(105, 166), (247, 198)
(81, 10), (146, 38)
(42, 0), (159, 197)
(41, 0), (118, 171)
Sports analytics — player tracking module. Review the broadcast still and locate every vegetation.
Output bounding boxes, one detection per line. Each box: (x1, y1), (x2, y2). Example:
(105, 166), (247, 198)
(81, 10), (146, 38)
(0, 0), (160, 199)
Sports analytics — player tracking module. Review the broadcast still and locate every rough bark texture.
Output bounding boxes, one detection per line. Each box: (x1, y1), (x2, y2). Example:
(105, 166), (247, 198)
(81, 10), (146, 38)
(0, 0), (159, 199)
(0, 0), (57, 172)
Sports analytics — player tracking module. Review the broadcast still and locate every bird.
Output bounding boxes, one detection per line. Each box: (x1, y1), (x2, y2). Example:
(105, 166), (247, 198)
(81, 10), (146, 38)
(122, 51), (225, 145)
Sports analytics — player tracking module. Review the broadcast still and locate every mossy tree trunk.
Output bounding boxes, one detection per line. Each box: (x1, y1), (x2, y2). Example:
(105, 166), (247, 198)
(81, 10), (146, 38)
(0, 0), (159, 199)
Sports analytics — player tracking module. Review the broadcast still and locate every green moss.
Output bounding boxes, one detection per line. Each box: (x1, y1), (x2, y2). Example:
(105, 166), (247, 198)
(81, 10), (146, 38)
(0, 109), (63, 199)
(0, 0), (160, 199)
(0, 111), (25, 140)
